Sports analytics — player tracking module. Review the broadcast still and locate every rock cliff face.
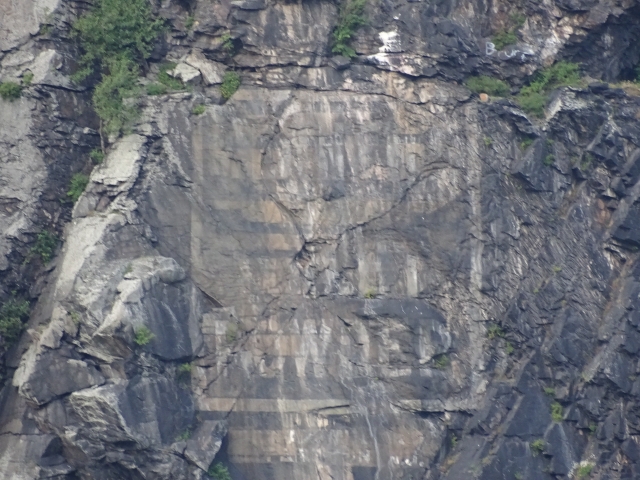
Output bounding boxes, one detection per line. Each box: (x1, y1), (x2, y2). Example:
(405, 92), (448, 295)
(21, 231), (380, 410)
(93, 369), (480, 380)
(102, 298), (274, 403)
(3, 0), (640, 479)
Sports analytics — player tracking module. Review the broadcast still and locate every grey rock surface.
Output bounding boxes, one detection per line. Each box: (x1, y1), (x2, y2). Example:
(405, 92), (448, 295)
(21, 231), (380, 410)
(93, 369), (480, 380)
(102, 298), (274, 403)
(3, 0), (640, 479)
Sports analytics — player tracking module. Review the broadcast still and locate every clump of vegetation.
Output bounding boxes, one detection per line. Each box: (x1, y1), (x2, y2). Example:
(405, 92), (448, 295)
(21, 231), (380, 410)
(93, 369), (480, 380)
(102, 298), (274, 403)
(577, 463), (594, 477)
(331, 0), (367, 58)
(30, 231), (58, 263)
(71, 0), (165, 135)
(492, 30), (518, 50)
(450, 434), (458, 448)
(530, 439), (545, 456)
(185, 15), (195, 30)
(146, 82), (168, 96)
(487, 324), (505, 339)
(220, 33), (234, 54)
(22, 72), (34, 86)
(0, 298), (30, 345)
(220, 71), (240, 100)
(518, 61), (581, 117)
(225, 323), (238, 343)
(581, 152), (594, 170)
(505, 342), (514, 355)
(551, 402), (563, 422)
(134, 325), (155, 346)
(543, 154), (555, 166)
(520, 138), (534, 150)
(208, 463), (232, 480)
(483, 137), (492, 147)
(90, 148), (105, 164)
(492, 13), (526, 51)
(364, 288), (376, 299)
(192, 104), (205, 115)
(176, 428), (191, 441)
(466, 75), (510, 97)
(92, 55), (140, 135)
(157, 62), (185, 91)
(0, 82), (22, 101)
(177, 362), (193, 383)
(544, 387), (555, 397)
(67, 173), (89, 203)
(433, 354), (449, 369)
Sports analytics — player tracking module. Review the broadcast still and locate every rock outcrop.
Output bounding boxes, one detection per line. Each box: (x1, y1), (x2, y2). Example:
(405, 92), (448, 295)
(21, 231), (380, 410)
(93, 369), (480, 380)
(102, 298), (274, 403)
(3, 0), (640, 479)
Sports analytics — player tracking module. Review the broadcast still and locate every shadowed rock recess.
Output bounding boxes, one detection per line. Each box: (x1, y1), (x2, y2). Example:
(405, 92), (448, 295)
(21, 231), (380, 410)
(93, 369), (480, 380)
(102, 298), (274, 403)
(5, 0), (640, 479)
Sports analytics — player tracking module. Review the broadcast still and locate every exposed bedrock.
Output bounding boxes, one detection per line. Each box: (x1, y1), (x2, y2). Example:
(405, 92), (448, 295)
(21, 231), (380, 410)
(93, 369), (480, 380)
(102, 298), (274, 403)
(3, 0), (640, 479)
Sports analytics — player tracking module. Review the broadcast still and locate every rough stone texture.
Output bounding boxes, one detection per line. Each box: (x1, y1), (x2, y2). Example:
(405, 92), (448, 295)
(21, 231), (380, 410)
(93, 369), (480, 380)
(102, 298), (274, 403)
(4, 0), (640, 479)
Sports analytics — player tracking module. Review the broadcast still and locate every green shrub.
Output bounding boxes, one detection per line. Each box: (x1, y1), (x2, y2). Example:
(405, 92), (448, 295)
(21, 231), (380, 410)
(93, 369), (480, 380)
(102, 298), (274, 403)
(92, 55), (140, 135)
(511, 13), (526, 28)
(31, 231), (58, 263)
(176, 429), (191, 441)
(543, 387), (555, 397)
(0, 82), (22, 101)
(0, 298), (30, 345)
(518, 62), (581, 117)
(208, 463), (231, 480)
(22, 72), (34, 86)
(90, 148), (105, 164)
(466, 76), (510, 96)
(551, 402), (563, 422)
(67, 173), (89, 203)
(192, 104), (205, 115)
(72, 0), (164, 135)
(492, 30), (517, 50)
(577, 464), (594, 477)
(530, 439), (545, 456)
(220, 71), (240, 100)
(146, 82), (167, 96)
(158, 62), (185, 91)
(71, 0), (165, 82)
(331, 0), (367, 58)
(134, 326), (154, 346)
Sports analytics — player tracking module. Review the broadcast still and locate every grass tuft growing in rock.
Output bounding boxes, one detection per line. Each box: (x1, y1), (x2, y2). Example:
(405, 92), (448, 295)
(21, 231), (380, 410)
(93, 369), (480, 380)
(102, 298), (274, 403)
(0, 82), (22, 101)
(67, 173), (89, 203)
(331, 0), (367, 58)
(466, 76), (510, 97)
(157, 62), (185, 91)
(551, 402), (563, 422)
(220, 71), (241, 100)
(433, 354), (449, 369)
(22, 72), (34, 86)
(192, 104), (206, 115)
(146, 82), (168, 96)
(577, 463), (594, 477)
(0, 298), (30, 345)
(530, 439), (545, 456)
